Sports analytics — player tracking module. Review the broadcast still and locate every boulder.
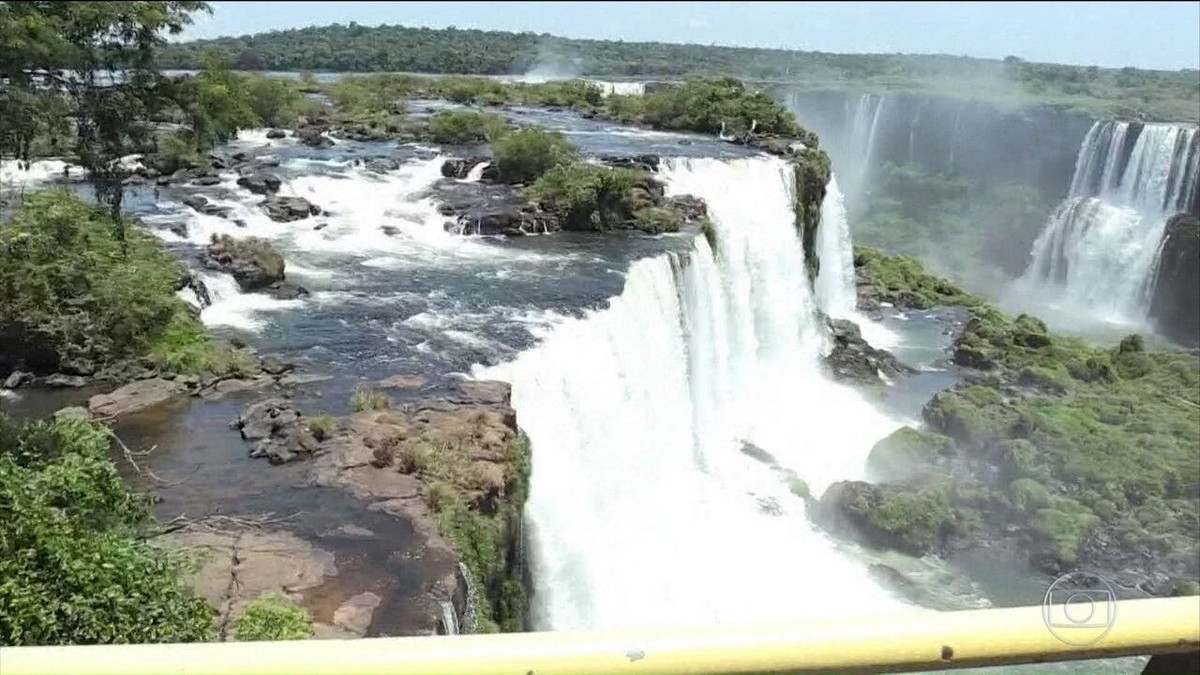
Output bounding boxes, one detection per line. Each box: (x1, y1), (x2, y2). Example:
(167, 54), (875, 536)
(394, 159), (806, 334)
(263, 280), (309, 300)
(193, 175), (222, 187)
(3, 371), (32, 389)
(236, 172), (283, 195)
(824, 318), (914, 383)
(88, 378), (186, 419)
(266, 129), (287, 139)
(440, 157), (488, 179)
(201, 234), (286, 292)
(598, 154), (660, 172)
(259, 354), (296, 375)
(1149, 213), (1200, 345)
(297, 127), (335, 149)
(174, 270), (213, 308)
(364, 158), (399, 174)
(182, 194), (209, 212)
(262, 195), (320, 222)
(43, 373), (87, 388)
(234, 398), (321, 464)
(813, 480), (950, 556)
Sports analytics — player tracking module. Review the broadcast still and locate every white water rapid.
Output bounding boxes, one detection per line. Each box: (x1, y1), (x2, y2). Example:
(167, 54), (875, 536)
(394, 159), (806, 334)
(489, 156), (914, 630)
(1017, 121), (1200, 324)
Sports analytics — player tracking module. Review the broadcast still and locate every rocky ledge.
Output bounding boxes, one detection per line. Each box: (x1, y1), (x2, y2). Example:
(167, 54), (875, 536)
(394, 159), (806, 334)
(824, 318), (914, 384)
(220, 380), (529, 634)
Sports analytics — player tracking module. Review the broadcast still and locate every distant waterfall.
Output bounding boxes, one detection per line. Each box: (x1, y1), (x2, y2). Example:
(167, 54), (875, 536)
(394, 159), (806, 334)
(1019, 121), (1200, 322)
(814, 175), (857, 318)
(493, 156), (906, 630)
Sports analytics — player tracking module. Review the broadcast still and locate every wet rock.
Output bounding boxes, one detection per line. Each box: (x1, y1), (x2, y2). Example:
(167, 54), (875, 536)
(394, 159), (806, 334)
(739, 441), (778, 466)
(236, 172), (282, 195)
(259, 354), (296, 375)
(263, 280), (309, 300)
(3, 371), (32, 389)
(667, 194), (707, 221)
(278, 373), (333, 388)
(88, 378), (186, 419)
(266, 129), (287, 139)
(201, 234), (285, 291)
(262, 195), (320, 222)
(441, 157), (489, 179)
(1150, 213), (1200, 345)
(174, 270), (213, 308)
(183, 194), (210, 211)
(824, 318), (914, 383)
(235, 398), (320, 464)
(193, 175), (222, 187)
(297, 127), (335, 149)
(43, 373), (87, 388)
(364, 158), (399, 173)
(598, 154), (660, 172)
(332, 592), (382, 635)
(200, 376), (274, 400)
(231, 151), (253, 164)
(376, 374), (427, 390)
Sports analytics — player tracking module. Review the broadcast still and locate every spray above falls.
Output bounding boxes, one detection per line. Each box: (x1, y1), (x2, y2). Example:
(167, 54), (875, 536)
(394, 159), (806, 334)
(1018, 120), (1200, 324)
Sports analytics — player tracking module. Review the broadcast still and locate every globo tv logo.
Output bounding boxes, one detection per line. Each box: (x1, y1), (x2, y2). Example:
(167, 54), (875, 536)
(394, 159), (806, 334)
(1042, 572), (1117, 646)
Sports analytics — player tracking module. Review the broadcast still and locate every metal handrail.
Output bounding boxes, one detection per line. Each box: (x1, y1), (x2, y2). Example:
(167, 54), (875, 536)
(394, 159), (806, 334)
(1, 596), (1197, 674)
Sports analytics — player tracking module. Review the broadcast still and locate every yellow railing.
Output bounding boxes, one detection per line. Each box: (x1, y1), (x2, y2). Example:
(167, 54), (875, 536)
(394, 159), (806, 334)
(1, 596), (1196, 674)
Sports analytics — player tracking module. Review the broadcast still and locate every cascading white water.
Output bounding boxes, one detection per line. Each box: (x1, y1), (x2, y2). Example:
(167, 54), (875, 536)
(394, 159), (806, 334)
(490, 156), (911, 631)
(814, 175), (857, 319)
(1018, 121), (1200, 323)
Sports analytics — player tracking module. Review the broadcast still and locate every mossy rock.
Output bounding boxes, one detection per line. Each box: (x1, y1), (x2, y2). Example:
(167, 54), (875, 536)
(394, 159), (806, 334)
(866, 427), (955, 481)
(815, 481), (950, 556)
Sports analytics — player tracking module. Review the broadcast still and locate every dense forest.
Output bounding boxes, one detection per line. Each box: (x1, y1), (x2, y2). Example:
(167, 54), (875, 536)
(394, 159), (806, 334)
(158, 22), (1200, 121)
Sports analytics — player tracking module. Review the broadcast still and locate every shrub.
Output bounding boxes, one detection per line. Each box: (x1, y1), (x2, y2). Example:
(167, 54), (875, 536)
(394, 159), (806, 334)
(0, 191), (197, 376)
(350, 387), (392, 412)
(305, 413), (336, 442)
(243, 74), (302, 128)
(633, 206), (684, 234)
(0, 415), (214, 645)
(491, 128), (578, 184)
(525, 163), (639, 230)
(426, 109), (508, 145)
(609, 77), (812, 141)
(232, 593), (311, 641)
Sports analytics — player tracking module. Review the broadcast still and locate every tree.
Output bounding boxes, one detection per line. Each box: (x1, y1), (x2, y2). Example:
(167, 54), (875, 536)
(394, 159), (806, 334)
(0, 2), (211, 233)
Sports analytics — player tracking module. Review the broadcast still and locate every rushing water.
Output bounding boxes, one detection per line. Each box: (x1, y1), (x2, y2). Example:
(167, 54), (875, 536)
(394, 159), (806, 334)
(814, 175), (858, 318)
(1014, 121), (1200, 328)
(485, 156), (917, 630)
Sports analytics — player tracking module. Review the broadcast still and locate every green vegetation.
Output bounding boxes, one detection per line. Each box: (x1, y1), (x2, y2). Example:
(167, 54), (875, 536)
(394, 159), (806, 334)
(526, 163), (640, 230)
(425, 109), (508, 145)
(867, 427), (956, 481)
(349, 388), (393, 412)
(607, 77), (811, 140)
(864, 488), (952, 555)
(156, 23), (1198, 123)
(304, 414), (337, 442)
(491, 128), (578, 184)
(0, 191), (209, 377)
(0, 415), (214, 645)
(851, 247), (1200, 578)
(231, 594), (312, 641)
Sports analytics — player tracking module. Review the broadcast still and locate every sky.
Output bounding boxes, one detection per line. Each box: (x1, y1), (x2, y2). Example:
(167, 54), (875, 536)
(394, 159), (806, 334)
(178, 1), (1200, 71)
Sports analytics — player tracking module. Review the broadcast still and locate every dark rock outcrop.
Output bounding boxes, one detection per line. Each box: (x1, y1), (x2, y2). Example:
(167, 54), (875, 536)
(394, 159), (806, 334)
(237, 172), (282, 195)
(265, 129), (287, 139)
(297, 127), (335, 149)
(1150, 213), (1200, 345)
(440, 157), (490, 179)
(174, 270), (213, 309)
(235, 398), (320, 464)
(824, 318), (914, 383)
(364, 158), (400, 174)
(262, 195), (320, 222)
(201, 234), (286, 292)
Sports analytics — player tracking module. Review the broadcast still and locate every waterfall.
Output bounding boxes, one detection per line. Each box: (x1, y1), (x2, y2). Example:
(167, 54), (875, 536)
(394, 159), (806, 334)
(1019, 121), (1200, 323)
(814, 175), (857, 318)
(490, 156), (908, 630)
